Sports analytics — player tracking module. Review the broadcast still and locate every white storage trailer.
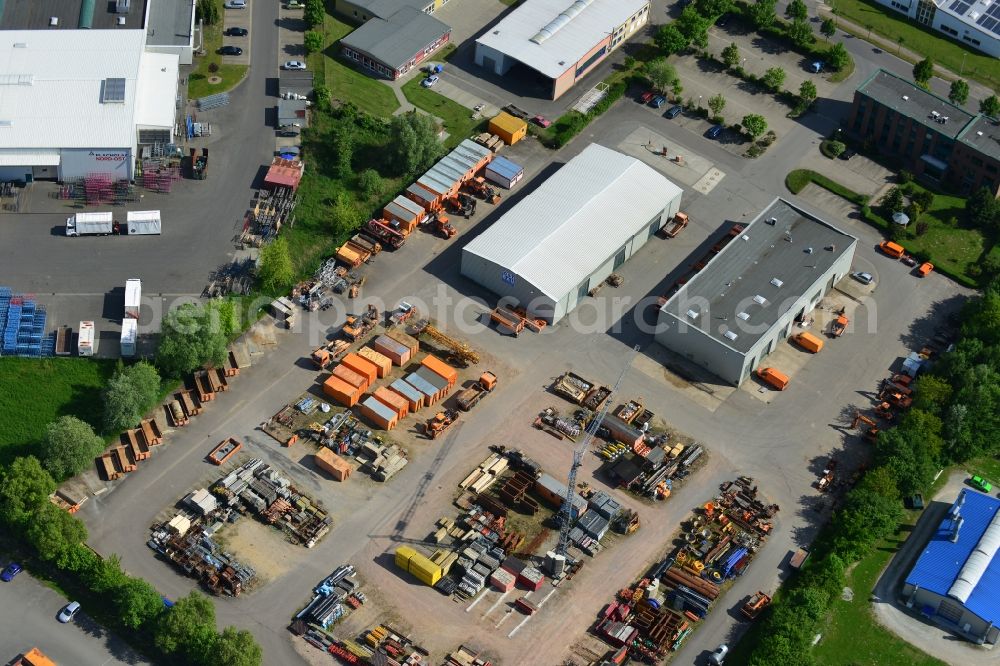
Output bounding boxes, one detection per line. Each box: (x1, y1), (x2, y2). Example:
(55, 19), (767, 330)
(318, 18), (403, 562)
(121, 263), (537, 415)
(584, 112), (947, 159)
(124, 279), (141, 319)
(66, 212), (115, 237)
(126, 210), (161, 235)
(78, 320), (95, 356)
(120, 318), (137, 357)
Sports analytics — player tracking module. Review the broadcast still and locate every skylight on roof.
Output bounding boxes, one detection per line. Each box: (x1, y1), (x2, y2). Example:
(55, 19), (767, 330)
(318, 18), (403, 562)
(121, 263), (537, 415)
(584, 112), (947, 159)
(770, 278), (784, 287)
(723, 330), (738, 341)
(686, 309), (699, 320)
(737, 312), (750, 321)
(101, 77), (126, 103)
(753, 295), (768, 305)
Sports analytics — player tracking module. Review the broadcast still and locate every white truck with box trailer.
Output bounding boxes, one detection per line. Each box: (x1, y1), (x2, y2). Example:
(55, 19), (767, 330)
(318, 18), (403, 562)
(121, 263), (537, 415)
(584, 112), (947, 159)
(120, 319), (137, 357)
(124, 279), (141, 319)
(66, 212), (116, 236)
(78, 321), (95, 356)
(126, 210), (161, 235)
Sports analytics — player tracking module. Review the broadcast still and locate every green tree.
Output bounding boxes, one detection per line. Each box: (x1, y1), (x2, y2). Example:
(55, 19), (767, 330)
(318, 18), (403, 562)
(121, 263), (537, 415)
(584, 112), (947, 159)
(799, 80), (817, 103)
(967, 186), (999, 229)
(980, 94), (1000, 117)
(677, 6), (711, 47)
(708, 94), (727, 117)
(787, 18), (813, 47)
(742, 113), (768, 139)
(0, 456), (56, 528)
(820, 17), (837, 39)
(257, 237), (295, 294)
(38, 415), (105, 479)
(825, 42), (850, 71)
(156, 303), (228, 377)
(802, 553), (846, 600)
(387, 112), (443, 177)
(196, 0), (220, 25)
(654, 24), (689, 55)
(26, 501), (88, 567)
(210, 299), (238, 339)
(304, 31), (323, 55)
(878, 186), (905, 217)
(749, 0), (777, 28)
(721, 42), (740, 68)
(642, 57), (679, 93)
(358, 168), (384, 198)
(115, 577), (166, 629)
(949, 79), (970, 105)
(785, 0), (808, 20)
(762, 67), (786, 91)
(82, 553), (129, 594)
(913, 57), (934, 85)
(212, 627), (263, 666)
(304, 0), (324, 28)
(155, 592), (218, 660)
(858, 465), (900, 499)
(103, 371), (141, 433)
(833, 488), (904, 560)
(696, 0), (734, 18)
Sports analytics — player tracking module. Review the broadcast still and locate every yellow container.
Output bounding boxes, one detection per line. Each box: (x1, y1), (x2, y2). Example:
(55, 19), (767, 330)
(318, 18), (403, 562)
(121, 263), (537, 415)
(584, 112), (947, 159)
(395, 546), (416, 570)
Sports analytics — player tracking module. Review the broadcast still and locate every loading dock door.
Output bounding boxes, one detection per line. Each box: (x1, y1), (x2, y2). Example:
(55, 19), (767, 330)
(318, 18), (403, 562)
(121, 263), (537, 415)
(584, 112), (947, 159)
(613, 246), (627, 269)
(483, 56), (497, 74)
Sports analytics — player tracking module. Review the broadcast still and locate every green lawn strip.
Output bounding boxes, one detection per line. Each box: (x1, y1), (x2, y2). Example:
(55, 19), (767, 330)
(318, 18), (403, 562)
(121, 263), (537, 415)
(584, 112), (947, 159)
(964, 456), (1000, 484)
(811, 511), (947, 666)
(401, 79), (487, 149)
(832, 0), (1000, 89)
(0, 358), (116, 462)
(187, 1), (248, 100)
(785, 169), (868, 204)
(314, 13), (399, 116)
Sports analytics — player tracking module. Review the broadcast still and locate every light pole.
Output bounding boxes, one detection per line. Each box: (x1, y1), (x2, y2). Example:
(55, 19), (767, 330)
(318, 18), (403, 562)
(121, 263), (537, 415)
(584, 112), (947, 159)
(961, 52), (968, 75)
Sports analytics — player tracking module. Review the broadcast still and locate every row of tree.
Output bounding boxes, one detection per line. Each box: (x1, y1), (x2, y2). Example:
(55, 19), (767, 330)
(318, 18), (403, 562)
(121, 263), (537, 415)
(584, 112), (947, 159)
(747, 278), (1000, 664)
(0, 456), (262, 665)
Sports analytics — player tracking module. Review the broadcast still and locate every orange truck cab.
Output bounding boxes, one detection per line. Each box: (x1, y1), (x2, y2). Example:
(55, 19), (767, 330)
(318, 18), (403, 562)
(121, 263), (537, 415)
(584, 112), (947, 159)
(757, 367), (790, 390)
(917, 262), (934, 277)
(792, 331), (824, 353)
(878, 241), (905, 259)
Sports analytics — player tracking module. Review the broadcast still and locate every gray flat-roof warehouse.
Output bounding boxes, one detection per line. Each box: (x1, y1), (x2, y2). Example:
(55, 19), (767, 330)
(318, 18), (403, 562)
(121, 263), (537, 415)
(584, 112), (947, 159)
(461, 144), (683, 325)
(654, 199), (857, 385)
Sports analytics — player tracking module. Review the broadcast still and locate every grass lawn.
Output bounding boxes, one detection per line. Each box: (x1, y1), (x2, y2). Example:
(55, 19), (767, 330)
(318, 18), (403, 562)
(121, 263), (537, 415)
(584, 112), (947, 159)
(187, 0), (248, 100)
(811, 511), (947, 666)
(0, 358), (115, 463)
(312, 13), (399, 117)
(833, 0), (1000, 89)
(401, 79), (487, 149)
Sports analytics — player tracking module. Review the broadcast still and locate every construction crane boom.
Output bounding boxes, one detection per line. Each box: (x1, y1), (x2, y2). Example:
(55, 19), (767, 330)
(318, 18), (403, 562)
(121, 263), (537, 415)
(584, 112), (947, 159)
(418, 322), (480, 365)
(555, 345), (639, 560)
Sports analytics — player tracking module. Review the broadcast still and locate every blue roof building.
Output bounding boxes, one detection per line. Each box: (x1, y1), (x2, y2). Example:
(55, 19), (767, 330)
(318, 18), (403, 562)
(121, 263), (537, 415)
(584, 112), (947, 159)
(902, 488), (1000, 645)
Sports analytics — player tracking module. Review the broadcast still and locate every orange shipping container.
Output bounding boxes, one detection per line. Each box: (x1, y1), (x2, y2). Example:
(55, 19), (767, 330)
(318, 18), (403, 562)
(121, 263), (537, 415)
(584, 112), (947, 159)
(315, 448), (352, 481)
(341, 353), (378, 385)
(333, 363), (369, 392)
(373, 386), (409, 418)
(359, 396), (399, 430)
(421, 354), (458, 388)
(358, 346), (392, 378)
(323, 375), (361, 407)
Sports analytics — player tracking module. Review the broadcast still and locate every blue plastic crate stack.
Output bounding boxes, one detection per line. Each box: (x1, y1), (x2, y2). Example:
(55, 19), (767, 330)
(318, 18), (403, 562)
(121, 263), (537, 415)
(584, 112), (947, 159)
(0, 287), (51, 357)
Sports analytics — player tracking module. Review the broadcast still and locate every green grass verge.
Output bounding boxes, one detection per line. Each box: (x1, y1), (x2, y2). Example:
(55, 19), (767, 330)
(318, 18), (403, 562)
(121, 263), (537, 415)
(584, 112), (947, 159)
(312, 13), (399, 117)
(833, 0), (1000, 89)
(811, 510), (947, 665)
(187, 0), (248, 100)
(0, 358), (115, 463)
(785, 169), (868, 204)
(401, 79), (487, 149)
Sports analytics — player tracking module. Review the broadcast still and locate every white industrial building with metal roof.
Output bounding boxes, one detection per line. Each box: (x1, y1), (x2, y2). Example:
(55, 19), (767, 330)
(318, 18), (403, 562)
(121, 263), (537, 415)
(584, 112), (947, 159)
(654, 199), (857, 385)
(474, 0), (649, 99)
(461, 143), (682, 325)
(0, 30), (179, 183)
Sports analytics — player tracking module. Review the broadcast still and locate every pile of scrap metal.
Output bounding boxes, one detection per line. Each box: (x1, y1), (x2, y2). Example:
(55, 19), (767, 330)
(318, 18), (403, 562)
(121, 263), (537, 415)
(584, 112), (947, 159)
(148, 522), (256, 596)
(292, 564), (364, 631)
(213, 459), (332, 548)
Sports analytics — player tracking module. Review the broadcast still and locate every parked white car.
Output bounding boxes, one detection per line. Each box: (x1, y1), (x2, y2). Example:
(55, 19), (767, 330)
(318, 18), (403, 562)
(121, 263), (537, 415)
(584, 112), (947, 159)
(58, 601), (81, 623)
(283, 60), (307, 71)
(224, 0), (247, 8)
(421, 75), (439, 88)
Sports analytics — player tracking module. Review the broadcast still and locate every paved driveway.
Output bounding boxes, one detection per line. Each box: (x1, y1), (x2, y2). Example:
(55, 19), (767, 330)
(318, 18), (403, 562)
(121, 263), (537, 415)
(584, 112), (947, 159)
(0, 570), (147, 666)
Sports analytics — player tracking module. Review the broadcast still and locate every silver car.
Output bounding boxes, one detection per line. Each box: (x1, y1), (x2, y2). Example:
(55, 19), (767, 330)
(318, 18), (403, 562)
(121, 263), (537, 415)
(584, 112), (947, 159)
(852, 271), (874, 285)
(58, 601), (81, 623)
(283, 60), (306, 71)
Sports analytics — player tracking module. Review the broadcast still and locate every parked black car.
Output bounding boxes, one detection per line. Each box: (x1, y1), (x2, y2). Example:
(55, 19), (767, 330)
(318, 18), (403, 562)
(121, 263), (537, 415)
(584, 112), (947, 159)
(225, 27), (248, 36)
(219, 45), (243, 56)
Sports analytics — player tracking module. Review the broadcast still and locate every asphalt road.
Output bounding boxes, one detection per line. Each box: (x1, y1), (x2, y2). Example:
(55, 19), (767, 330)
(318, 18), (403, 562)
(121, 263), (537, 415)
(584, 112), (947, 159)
(0, 571), (147, 665)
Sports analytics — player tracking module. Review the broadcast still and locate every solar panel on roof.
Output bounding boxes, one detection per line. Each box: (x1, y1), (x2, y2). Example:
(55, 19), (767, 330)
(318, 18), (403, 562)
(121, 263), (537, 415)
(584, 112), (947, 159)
(949, 0), (972, 13)
(101, 77), (126, 103)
